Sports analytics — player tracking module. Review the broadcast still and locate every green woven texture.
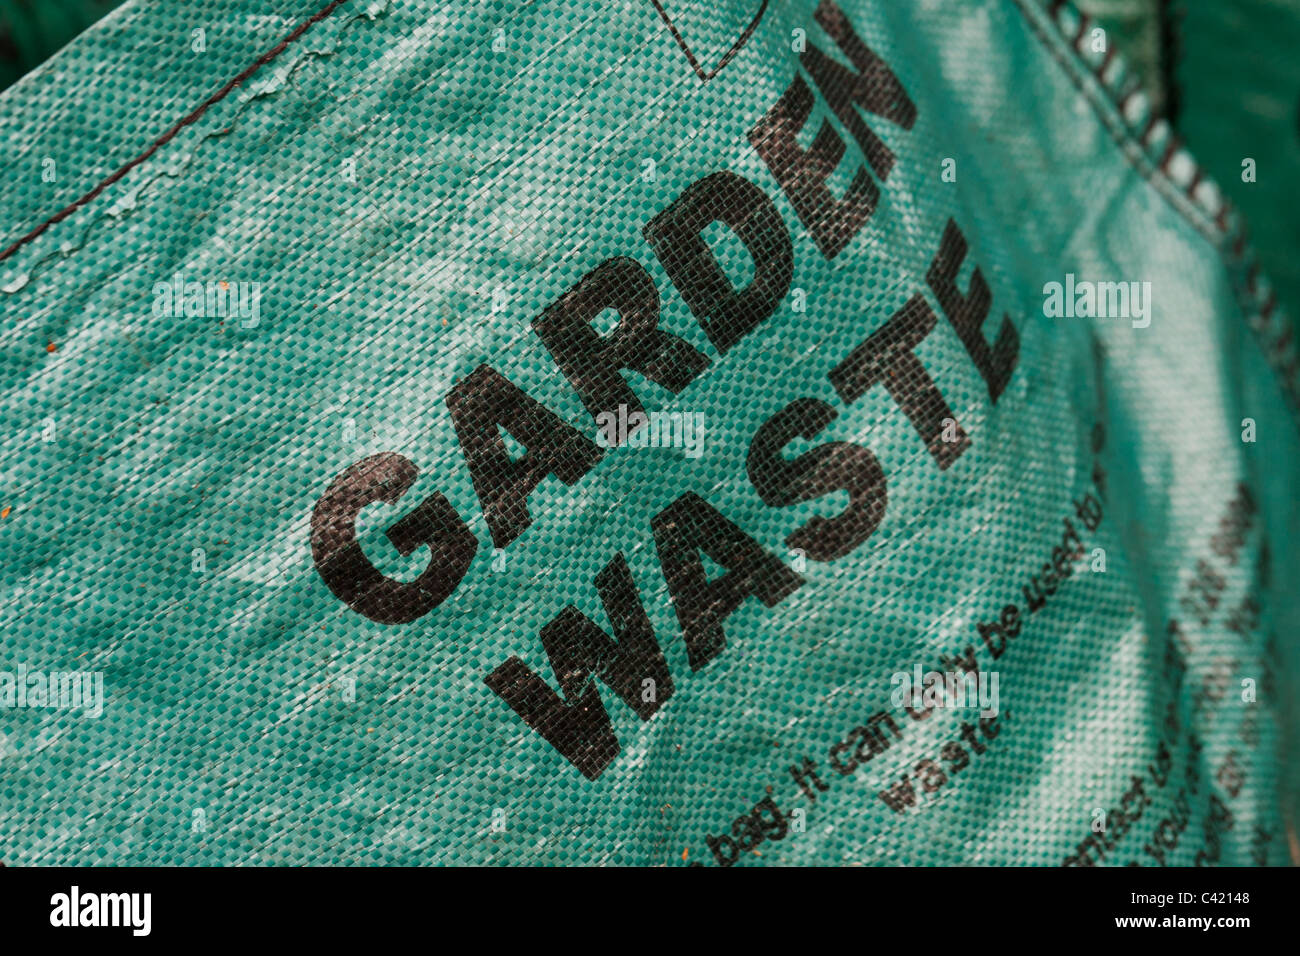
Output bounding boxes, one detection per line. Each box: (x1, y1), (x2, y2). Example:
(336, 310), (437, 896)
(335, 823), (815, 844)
(0, 0), (1296, 866)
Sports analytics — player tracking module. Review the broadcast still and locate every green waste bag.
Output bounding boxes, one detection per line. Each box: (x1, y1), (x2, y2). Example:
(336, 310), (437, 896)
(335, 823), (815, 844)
(0, 0), (1297, 866)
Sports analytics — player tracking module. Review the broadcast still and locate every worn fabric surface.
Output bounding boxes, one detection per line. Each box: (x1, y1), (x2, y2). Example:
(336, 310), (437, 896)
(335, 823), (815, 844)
(0, 0), (1296, 866)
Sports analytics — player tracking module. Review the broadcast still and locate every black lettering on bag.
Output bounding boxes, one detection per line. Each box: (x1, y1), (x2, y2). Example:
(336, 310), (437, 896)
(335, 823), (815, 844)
(749, 0), (914, 260)
(643, 170), (793, 355)
(801, 0), (917, 185)
(532, 256), (709, 438)
(747, 397), (887, 560)
(926, 219), (1019, 402)
(447, 364), (604, 548)
(484, 553), (669, 780)
(652, 491), (804, 671)
(310, 452), (477, 624)
(828, 294), (970, 470)
(749, 73), (878, 260)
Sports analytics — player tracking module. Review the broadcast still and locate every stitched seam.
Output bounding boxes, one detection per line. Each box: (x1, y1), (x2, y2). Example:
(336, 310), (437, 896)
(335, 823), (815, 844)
(0, 0), (350, 264)
(1016, 0), (1300, 428)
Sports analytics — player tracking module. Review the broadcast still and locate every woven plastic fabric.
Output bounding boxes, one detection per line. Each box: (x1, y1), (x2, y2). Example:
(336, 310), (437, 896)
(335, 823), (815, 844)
(0, 0), (1296, 866)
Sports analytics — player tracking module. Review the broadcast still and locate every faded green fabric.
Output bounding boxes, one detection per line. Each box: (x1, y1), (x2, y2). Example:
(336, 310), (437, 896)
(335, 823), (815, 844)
(0, 0), (1296, 866)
